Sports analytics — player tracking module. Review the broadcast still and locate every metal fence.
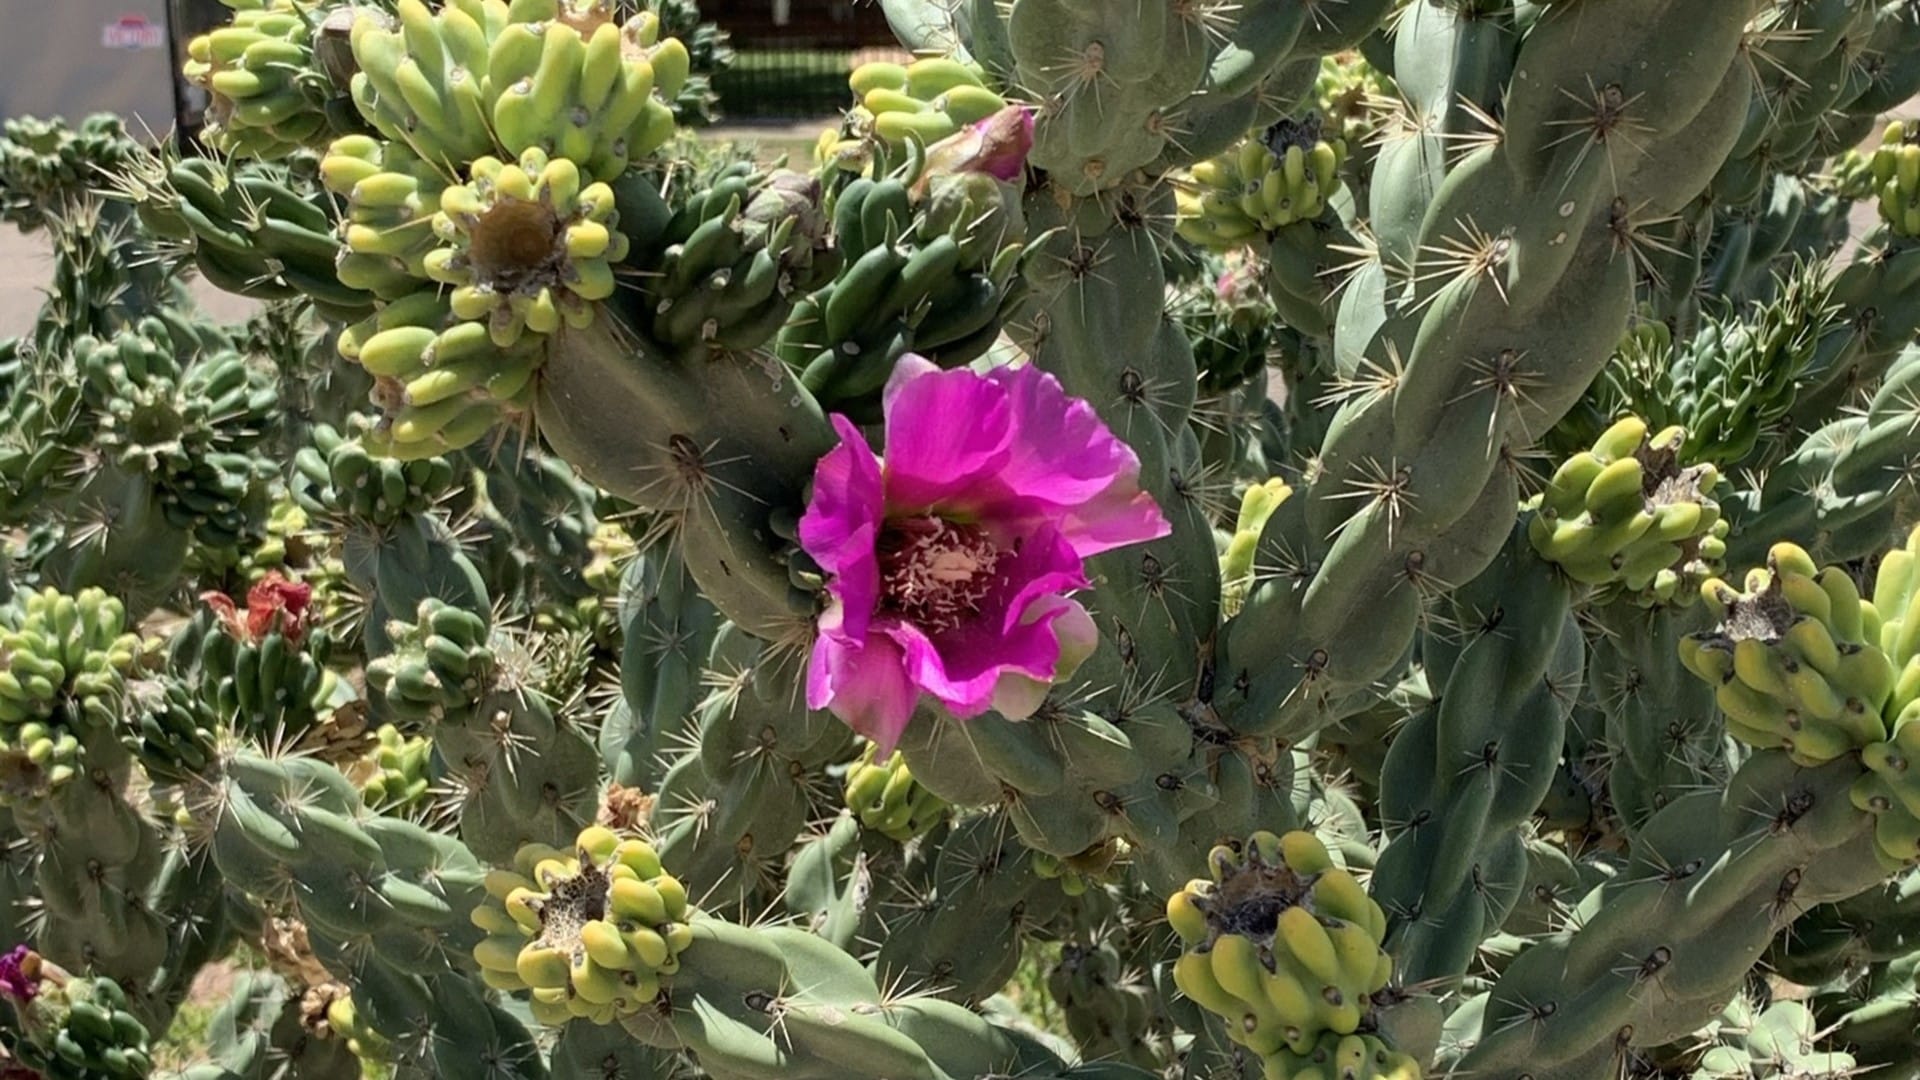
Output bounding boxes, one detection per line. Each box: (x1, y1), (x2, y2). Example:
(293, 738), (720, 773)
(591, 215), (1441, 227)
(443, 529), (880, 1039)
(158, 0), (899, 129)
(705, 0), (896, 117)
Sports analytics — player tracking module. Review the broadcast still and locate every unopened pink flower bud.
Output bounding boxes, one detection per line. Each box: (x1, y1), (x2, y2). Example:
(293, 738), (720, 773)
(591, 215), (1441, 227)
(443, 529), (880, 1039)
(920, 105), (1035, 188)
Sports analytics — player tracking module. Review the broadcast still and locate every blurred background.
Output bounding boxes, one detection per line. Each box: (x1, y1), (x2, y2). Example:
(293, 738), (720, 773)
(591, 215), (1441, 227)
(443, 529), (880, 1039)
(0, 0), (905, 336)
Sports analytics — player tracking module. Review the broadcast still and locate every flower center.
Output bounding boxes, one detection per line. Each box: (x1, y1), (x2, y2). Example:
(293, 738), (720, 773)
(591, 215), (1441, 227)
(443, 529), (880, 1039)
(877, 516), (1003, 632)
(468, 198), (565, 292)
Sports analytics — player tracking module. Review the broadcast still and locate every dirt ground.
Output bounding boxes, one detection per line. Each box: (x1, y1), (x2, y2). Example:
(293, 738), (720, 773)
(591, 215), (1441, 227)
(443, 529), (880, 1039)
(0, 225), (258, 337)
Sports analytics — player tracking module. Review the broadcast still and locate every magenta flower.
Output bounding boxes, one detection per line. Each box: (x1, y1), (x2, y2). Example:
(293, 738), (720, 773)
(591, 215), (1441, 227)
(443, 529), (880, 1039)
(0, 945), (39, 1003)
(800, 355), (1170, 754)
(921, 105), (1035, 184)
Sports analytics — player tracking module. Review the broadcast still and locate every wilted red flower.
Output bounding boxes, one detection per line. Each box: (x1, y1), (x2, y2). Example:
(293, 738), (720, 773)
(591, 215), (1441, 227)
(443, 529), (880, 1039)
(202, 572), (313, 645)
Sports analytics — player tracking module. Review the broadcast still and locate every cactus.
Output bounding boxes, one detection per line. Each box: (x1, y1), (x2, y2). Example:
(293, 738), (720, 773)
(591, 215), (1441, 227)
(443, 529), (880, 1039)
(181, 0), (360, 160)
(1690, 998), (1857, 1079)
(7, 0), (1920, 1077)
(1, 952), (155, 1079)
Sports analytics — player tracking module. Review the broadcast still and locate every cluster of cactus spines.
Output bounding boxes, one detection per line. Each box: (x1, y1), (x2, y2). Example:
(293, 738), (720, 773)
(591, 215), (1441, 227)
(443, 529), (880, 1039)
(11, 0), (1920, 1075)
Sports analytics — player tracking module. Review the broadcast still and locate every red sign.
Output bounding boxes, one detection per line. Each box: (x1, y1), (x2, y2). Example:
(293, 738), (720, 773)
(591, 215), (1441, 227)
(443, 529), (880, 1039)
(101, 14), (166, 50)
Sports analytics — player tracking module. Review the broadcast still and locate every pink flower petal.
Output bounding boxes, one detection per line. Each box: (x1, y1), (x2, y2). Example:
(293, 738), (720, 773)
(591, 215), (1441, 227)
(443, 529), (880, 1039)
(884, 524), (1086, 716)
(799, 415), (887, 641)
(807, 630), (919, 757)
(879, 358), (1015, 512)
(920, 105), (1035, 183)
(879, 360), (1169, 553)
(990, 596), (1097, 718)
(984, 363), (1171, 556)
(803, 358), (1172, 742)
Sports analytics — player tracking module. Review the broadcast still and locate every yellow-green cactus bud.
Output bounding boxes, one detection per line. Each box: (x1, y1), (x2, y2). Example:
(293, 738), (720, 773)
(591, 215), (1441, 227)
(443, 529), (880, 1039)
(183, 0), (338, 160)
(1871, 121), (1920, 238)
(1529, 416), (1728, 605)
(1313, 52), (1391, 150)
(1223, 478), (1293, 617)
(849, 57), (1007, 150)
(0, 588), (140, 803)
(1264, 1031), (1424, 1080)
(425, 147), (627, 347)
(1851, 524), (1920, 867)
(1680, 542), (1891, 765)
(843, 742), (946, 842)
(1168, 831), (1393, 1064)
(584, 522), (637, 595)
(321, 133), (447, 300)
(1176, 120), (1348, 250)
(471, 825), (695, 1027)
(314, 985), (390, 1065)
(1032, 838), (1128, 897)
(358, 723), (432, 813)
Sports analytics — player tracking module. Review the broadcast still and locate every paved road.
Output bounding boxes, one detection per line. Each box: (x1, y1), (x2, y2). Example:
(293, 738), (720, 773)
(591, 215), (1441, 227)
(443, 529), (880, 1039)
(0, 225), (260, 338)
